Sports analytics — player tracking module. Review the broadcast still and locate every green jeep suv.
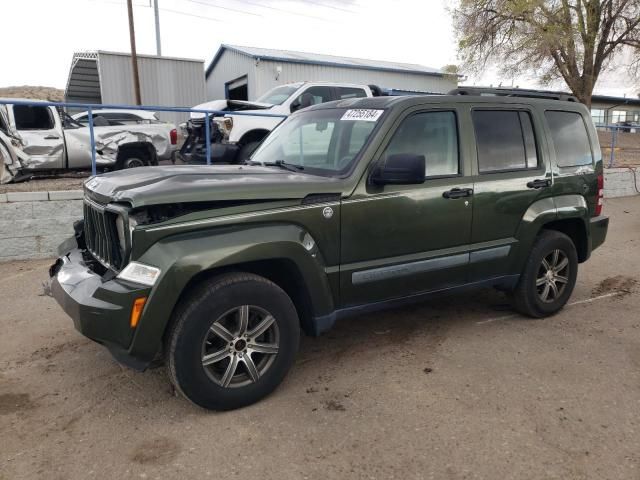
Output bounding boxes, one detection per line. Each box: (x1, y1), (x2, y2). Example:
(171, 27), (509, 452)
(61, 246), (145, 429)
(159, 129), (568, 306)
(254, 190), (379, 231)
(50, 92), (609, 410)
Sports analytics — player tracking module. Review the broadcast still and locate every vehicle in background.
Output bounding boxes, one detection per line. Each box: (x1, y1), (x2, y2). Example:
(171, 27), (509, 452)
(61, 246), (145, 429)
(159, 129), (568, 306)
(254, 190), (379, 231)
(178, 82), (381, 164)
(72, 109), (162, 126)
(51, 90), (608, 410)
(0, 100), (178, 183)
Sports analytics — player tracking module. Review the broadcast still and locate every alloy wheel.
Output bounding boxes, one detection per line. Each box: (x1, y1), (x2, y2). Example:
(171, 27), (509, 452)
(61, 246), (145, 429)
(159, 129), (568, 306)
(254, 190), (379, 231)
(536, 249), (570, 303)
(201, 305), (279, 388)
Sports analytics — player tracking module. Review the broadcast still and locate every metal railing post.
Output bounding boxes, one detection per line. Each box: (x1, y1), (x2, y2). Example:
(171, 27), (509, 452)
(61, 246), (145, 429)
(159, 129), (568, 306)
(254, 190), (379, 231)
(205, 113), (211, 166)
(87, 106), (97, 176)
(608, 126), (617, 168)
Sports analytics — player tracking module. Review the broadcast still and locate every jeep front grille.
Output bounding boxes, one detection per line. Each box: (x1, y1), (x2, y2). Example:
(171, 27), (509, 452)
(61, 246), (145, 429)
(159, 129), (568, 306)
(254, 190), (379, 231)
(83, 200), (123, 270)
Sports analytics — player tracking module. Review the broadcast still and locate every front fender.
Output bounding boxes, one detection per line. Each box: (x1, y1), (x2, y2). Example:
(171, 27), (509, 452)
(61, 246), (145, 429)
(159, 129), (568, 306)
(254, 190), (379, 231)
(127, 223), (334, 362)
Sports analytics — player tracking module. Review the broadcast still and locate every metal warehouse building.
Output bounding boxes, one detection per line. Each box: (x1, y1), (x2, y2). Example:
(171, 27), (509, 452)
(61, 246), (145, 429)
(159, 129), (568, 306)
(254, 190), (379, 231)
(205, 44), (458, 101)
(65, 51), (206, 124)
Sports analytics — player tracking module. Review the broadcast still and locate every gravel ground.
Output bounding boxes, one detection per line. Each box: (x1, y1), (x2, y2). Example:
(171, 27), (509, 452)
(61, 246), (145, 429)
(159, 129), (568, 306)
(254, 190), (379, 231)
(0, 197), (639, 479)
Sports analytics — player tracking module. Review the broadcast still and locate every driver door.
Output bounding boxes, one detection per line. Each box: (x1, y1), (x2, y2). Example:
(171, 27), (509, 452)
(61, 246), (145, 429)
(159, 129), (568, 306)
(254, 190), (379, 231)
(340, 107), (474, 307)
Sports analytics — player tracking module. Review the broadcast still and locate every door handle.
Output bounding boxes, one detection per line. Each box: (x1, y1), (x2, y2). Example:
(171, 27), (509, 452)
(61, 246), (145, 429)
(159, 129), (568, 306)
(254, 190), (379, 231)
(527, 178), (551, 189)
(443, 188), (473, 199)
(44, 135), (60, 140)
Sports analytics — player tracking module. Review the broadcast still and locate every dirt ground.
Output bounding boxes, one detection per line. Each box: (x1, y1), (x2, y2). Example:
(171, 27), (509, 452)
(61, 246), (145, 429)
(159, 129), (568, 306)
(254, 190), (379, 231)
(598, 130), (640, 167)
(1, 197), (639, 480)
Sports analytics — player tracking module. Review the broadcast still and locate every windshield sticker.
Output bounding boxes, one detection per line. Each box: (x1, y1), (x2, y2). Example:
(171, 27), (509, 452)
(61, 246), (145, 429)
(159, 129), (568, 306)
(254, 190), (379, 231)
(340, 109), (384, 122)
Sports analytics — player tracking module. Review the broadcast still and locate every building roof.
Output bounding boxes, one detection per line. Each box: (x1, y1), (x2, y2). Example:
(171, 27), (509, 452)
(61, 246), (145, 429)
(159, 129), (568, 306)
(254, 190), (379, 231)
(205, 44), (449, 78)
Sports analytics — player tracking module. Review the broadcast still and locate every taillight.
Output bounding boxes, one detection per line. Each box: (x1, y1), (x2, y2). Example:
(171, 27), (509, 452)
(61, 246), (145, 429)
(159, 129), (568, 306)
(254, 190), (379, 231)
(170, 128), (178, 145)
(595, 174), (604, 216)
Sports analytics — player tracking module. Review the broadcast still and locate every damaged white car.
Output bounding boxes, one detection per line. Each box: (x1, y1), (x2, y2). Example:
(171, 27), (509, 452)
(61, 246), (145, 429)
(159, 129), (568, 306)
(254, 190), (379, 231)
(0, 100), (178, 183)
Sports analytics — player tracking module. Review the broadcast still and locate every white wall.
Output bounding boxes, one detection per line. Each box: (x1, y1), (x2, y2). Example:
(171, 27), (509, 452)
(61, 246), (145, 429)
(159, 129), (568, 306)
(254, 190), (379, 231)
(98, 53), (206, 125)
(253, 60), (456, 99)
(206, 49), (256, 101)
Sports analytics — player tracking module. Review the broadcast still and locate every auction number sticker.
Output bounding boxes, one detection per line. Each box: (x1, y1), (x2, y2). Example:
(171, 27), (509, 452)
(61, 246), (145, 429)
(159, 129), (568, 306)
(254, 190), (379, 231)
(340, 109), (384, 122)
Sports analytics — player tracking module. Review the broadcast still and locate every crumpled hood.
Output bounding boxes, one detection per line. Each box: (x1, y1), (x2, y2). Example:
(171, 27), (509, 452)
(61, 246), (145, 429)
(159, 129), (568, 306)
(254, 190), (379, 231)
(190, 99), (273, 119)
(85, 165), (343, 207)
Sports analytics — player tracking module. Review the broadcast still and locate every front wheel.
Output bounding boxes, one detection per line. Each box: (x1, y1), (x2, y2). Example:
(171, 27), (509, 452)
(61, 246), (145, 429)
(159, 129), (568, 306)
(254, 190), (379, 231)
(166, 273), (300, 410)
(511, 230), (578, 318)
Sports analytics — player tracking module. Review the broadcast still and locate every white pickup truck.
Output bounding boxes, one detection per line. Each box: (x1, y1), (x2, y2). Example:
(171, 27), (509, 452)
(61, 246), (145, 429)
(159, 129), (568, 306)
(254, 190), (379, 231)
(178, 82), (381, 163)
(0, 101), (178, 183)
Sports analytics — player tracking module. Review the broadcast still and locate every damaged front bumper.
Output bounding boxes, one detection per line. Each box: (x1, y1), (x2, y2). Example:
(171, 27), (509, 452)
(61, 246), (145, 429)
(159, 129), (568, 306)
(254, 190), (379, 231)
(50, 249), (153, 370)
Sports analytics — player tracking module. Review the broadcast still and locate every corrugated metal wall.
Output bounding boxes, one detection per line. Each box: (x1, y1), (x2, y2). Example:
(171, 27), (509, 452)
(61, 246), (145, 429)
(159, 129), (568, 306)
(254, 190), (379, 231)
(206, 49), (256, 101)
(254, 61), (456, 98)
(205, 53), (457, 102)
(98, 52), (206, 125)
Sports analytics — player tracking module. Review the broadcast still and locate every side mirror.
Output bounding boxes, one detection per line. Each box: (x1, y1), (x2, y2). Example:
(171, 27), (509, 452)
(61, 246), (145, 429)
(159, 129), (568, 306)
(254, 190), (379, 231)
(371, 154), (426, 185)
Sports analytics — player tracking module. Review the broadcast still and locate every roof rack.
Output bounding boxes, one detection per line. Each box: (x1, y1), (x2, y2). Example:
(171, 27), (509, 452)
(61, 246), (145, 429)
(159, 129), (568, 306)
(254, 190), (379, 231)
(448, 87), (579, 103)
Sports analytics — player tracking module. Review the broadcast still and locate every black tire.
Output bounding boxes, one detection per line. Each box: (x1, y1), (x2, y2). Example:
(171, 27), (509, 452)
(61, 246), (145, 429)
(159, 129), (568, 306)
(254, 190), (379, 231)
(237, 141), (260, 162)
(511, 230), (578, 318)
(116, 155), (147, 169)
(167, 272), (300, 410)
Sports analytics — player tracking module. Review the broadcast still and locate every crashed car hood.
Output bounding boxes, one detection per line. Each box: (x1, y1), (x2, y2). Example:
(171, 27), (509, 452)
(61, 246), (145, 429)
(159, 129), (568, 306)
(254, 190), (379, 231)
(85, 165), (343, 207)
(190, 100), (273, 119)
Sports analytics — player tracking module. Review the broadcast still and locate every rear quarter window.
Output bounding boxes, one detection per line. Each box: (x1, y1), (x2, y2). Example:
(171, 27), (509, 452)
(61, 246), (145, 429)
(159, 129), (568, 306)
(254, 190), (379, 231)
(544, 111), (593, 167)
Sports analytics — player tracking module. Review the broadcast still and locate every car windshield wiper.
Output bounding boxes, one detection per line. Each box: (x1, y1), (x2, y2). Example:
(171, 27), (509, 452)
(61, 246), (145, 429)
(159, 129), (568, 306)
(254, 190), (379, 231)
(246, 159), (304, 172)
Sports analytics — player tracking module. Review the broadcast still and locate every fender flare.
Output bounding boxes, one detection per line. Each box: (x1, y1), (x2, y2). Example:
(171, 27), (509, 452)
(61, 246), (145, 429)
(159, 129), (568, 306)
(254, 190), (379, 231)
(127, 223), (335, 362)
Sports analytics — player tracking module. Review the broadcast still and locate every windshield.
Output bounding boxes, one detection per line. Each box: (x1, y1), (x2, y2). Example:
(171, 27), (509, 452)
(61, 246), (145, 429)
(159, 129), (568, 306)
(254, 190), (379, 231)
(255, 85), (301, 105)
(250, 108), (383, 176)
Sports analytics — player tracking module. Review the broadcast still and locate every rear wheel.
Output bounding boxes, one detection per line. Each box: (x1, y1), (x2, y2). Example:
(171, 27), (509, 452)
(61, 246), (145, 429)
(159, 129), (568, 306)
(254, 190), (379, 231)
(511, 230), (578, 318)
(167, 273), (300, 410)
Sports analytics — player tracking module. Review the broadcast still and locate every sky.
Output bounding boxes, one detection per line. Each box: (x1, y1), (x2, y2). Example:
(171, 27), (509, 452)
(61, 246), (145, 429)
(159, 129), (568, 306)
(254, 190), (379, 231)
(0, 0), (635, 97)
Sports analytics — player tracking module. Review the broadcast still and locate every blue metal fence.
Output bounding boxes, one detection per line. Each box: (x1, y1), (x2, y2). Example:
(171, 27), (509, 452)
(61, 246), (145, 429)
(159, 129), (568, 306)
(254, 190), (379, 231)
(0, 99), (288, 176)
(594, 124), (640, 168)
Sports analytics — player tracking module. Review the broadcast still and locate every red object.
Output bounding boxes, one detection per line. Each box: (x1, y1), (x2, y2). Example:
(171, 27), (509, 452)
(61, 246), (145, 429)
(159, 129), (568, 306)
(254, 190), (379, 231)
(170, 128), (178, 145)
(595, 174), (604, 216)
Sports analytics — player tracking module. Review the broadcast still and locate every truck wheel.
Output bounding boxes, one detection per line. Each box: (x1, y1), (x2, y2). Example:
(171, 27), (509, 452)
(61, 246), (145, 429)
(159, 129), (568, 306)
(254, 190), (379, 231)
(511, 230), (578, 318)
(237, 141), (260, 162)
(121, 156), (146, 169)
(167, 272), (300, 410)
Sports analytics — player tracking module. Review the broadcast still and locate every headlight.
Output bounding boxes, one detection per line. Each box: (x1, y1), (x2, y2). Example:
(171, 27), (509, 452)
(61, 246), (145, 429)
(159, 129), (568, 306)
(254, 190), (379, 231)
(117, 262), (161, 286)
(214, 117), (233, 136)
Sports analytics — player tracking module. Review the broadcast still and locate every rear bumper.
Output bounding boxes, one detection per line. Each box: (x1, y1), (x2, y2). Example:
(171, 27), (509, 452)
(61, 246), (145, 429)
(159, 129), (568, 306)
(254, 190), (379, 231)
(589, 215), (609, 253)
(50, 249), (152, 370)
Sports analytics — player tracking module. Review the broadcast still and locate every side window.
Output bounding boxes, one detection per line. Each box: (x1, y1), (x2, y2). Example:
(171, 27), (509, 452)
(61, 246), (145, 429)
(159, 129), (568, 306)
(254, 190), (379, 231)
(472, 110), (538, 172)
(384, 111), (459, 177)
(295, 86), (333, 106)
(13, 106), (54, 130)
(337, 87), (367, 100)
(544, 111), (593, 167)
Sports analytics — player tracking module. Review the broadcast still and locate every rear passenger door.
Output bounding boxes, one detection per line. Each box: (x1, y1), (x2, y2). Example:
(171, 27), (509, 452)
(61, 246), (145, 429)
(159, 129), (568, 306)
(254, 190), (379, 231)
(11, 105), (65, 169)
(466, 106), (553, 282)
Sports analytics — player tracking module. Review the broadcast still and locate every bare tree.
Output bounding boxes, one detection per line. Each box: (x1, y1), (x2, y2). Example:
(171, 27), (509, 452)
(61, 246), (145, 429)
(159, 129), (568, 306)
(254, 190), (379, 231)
(453, 0), (640, 106)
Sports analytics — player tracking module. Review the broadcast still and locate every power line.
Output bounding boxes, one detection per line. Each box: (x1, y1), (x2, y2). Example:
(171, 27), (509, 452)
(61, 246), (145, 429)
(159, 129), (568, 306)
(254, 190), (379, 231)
(181, 0), (262, 17)
(227, 0), (346, 22)
(91, 0), (223, 22)
(297, 0), (357, 14)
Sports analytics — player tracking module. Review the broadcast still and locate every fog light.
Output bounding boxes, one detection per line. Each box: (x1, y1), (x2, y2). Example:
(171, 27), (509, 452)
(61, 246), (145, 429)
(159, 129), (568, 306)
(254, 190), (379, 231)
(130, 297), (147, 328)
(117, 262), (161, 286)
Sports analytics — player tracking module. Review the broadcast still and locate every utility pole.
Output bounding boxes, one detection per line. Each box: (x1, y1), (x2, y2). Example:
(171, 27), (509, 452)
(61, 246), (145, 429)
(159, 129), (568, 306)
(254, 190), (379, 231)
(126, 0), (142, 105)
(153, 0), (162, 56)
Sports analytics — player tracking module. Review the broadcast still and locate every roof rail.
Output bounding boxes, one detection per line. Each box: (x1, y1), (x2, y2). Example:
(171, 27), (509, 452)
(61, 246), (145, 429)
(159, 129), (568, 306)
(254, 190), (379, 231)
(448, 87), (579, 103)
